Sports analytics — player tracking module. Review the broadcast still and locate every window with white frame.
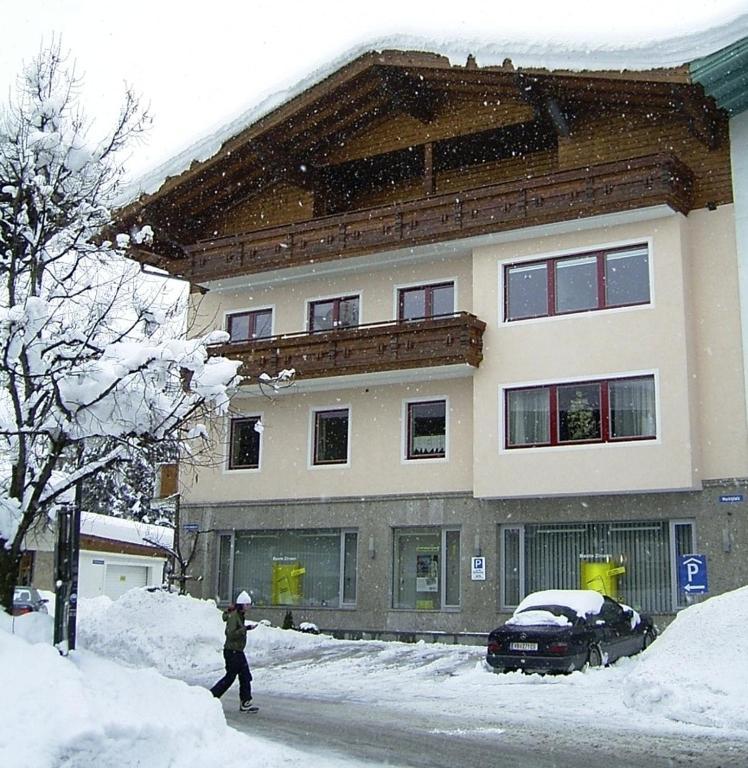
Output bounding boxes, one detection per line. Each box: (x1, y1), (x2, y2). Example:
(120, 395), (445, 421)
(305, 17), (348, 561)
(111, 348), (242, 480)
(313, 408), (350, 465)
(392, 527), (460, 610)
(500, 519), (694, 613)
(504, 244), (650, 321)
(406, 400), (446, 459)
(228, 416), (262, 469)
(505, 375), (656, 448)
(227, 308), (273, 342)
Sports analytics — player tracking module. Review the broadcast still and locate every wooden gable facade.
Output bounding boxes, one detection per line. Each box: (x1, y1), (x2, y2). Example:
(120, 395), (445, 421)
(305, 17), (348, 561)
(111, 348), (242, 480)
(121, 50), (731, 381)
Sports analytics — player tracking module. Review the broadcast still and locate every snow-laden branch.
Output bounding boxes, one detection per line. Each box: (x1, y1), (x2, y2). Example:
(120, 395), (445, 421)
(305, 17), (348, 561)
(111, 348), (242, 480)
(0, 44), (239, 614)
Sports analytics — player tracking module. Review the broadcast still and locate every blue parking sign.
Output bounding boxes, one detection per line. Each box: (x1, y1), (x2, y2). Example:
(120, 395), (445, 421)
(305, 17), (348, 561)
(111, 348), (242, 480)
(678, 554), (708, 595)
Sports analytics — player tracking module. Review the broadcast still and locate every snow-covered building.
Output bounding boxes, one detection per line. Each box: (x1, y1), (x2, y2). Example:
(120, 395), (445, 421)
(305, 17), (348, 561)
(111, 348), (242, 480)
(121, 33), (748, 634)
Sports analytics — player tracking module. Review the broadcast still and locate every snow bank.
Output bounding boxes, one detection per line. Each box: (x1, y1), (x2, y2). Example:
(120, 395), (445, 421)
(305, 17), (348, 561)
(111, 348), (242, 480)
(0, 597), (375, 768)
(76, 589), (224, 677)
(623, 585), (748, 729)
(5, 584), (748, 768)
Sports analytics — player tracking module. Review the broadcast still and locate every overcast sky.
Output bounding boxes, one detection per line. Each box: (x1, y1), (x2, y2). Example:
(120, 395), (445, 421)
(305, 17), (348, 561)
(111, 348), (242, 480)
(2, 0), (746, 181)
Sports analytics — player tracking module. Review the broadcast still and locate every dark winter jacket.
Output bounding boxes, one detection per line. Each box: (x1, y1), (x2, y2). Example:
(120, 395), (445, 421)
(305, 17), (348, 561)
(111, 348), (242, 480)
(222, 608), (248, 651)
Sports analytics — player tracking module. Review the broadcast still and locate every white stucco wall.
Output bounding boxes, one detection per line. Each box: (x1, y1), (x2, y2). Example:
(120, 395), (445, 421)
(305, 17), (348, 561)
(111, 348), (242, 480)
(731, 111), (748, 421)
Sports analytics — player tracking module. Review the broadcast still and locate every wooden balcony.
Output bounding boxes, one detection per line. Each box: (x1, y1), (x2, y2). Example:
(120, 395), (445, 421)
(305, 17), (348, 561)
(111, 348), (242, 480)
(210, 312), (487, 382)
(181, 153), (693, 283)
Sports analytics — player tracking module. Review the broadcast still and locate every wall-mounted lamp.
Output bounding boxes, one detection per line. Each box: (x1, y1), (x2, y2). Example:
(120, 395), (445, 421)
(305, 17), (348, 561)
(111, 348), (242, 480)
(368, 536), (376, 560)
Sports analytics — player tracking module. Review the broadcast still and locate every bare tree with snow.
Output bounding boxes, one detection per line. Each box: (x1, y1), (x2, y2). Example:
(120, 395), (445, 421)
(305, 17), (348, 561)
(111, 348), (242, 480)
(0, 45), (241, 614)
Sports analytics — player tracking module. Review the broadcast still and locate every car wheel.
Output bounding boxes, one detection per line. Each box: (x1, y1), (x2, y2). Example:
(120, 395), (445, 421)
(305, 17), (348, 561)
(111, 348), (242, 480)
(642, 628), (656, 650)
(586, 645), (603, 670)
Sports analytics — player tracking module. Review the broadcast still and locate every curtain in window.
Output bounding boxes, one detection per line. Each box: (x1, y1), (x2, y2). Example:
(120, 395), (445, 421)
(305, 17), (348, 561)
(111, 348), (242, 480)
(610, 378), (656, 438)
(338, 298), (359, 327)
(508, 388), (549, 445)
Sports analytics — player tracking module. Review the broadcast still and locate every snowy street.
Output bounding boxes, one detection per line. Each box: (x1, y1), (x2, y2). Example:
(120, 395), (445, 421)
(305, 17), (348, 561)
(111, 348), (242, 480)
(213, 633), (748, 768)
(222, 690), (748, 768)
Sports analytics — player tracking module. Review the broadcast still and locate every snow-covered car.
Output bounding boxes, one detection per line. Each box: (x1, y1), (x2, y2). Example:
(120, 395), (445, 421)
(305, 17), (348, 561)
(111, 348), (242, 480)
(12, 586), (49, 616)
(486, 589), (657, 674)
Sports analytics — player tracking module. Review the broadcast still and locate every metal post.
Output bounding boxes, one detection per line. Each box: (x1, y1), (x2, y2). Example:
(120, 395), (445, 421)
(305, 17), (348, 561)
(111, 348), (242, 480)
(52, 484), (81, 654)
(67, 485), (81, 650)
(53, 506), (72, 654)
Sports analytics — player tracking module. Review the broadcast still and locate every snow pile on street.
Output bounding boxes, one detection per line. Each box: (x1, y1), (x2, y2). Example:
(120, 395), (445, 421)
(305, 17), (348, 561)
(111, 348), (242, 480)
(4, 584), (748, 768)
(0, 605), (367, 768)
(622, 585), (748, 729)
(76, 590), (224, 677)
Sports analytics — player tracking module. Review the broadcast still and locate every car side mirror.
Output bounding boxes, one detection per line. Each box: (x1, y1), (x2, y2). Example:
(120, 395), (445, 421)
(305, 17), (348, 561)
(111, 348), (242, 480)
(622, 609), (633, 619)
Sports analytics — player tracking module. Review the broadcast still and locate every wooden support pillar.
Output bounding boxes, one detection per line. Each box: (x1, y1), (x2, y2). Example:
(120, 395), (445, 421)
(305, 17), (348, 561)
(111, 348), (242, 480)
(424, 142), (434, 196)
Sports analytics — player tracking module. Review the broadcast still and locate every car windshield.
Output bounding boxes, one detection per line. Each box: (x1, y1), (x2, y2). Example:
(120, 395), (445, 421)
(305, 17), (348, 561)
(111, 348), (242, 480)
(516, 604), (578, 623)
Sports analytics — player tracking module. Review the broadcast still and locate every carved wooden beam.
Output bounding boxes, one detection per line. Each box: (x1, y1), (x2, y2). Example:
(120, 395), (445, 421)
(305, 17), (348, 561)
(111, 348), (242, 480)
(678, 89), (725, 150)
(424, 142), (434, 196)
(377, 66), (444, 123)
(515, 73), (573, 137)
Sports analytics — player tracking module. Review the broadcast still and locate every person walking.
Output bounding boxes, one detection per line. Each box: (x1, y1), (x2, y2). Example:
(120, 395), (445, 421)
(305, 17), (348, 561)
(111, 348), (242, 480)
(210, 590), (258, 712)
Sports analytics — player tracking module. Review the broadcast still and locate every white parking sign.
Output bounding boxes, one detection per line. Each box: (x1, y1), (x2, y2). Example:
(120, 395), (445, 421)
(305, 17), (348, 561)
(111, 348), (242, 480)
(471, 556), (486, 581)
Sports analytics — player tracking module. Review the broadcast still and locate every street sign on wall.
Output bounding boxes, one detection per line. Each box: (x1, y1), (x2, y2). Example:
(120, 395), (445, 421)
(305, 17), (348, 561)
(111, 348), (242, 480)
(471, 556), (486, 581)
(678, 554), (708, 595)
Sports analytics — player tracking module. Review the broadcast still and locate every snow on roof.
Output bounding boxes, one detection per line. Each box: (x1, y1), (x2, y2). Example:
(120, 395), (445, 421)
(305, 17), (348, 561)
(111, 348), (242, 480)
(515, 589), (605, 617)
(121, 15), (748, 204)
(81, 511), (173, 550)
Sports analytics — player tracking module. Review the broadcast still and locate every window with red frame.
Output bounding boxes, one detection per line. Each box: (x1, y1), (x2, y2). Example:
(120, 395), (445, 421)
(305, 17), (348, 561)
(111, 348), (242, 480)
(308, 296), (359, 332)
(398, 282), (454, 321)
(505, 375), (656, 448)
(406, 400), (446, 459)
(227, 309), (273, 342)
(229, 417), (262, 469)
(505, 244), (650, 321)
(313, 408), (350, 465)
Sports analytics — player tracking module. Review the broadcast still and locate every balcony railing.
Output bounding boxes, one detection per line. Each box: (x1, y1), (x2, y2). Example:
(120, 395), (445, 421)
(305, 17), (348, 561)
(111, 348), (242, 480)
(182, 153), (693, 282)
(209, 312), (487, 381)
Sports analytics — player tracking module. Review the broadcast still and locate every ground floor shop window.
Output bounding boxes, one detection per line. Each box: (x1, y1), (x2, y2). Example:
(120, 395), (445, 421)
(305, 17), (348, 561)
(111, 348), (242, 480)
(216, 528), (357, 608)
(500, 519), (693, 613)
(392, 527), (460, 610)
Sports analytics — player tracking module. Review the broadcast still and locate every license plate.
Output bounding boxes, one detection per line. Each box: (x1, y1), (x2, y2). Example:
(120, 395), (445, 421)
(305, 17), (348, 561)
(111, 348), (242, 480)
(510, 642), (538, 652)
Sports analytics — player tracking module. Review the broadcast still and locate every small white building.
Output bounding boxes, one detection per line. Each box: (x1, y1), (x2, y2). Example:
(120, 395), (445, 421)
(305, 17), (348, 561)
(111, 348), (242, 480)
(24, 512), (173, 601)
(77, 513), (173, 600)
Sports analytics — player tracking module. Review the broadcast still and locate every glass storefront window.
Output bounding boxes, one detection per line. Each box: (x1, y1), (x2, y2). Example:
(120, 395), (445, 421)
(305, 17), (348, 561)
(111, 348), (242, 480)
(343, 531), (358, 604)
(216, 534), (233, 603)
(501, 520), (693, 613)
(392, 527), (460, 610)
(672, 521), (695, 610)
(220, 529), (357, 608)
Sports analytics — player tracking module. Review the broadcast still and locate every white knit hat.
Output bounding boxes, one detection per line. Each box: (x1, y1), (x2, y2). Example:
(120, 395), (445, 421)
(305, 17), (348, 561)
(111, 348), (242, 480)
(235, 590), (252, 605)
